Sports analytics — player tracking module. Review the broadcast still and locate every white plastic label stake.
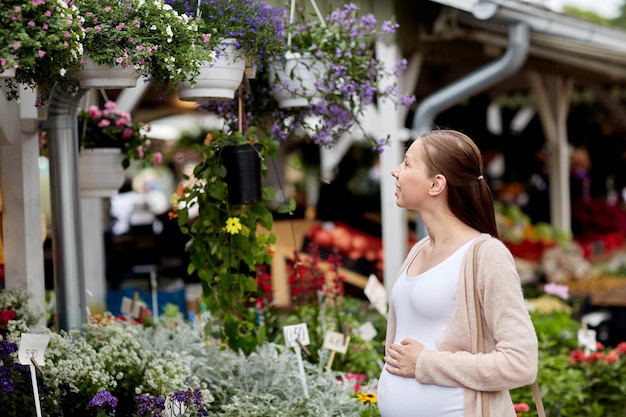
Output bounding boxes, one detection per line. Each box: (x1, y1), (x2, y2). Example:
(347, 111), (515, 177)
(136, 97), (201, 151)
(353, 322), (377, 341)
(577, 328), (597, 354)
(293, 344), (309, 398)
(20, 333), (51, 417)
(323, 330), (350, 354)
(364, 274), (388, 317)
(164, 394), (188, 417)
(121, 296), (144, 318)
(19, 333), (51, 366)
(283, 323), (310, 348)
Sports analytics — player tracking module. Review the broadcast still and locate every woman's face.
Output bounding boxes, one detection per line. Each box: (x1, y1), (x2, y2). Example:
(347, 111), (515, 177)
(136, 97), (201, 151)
(391, 140), (432, 210)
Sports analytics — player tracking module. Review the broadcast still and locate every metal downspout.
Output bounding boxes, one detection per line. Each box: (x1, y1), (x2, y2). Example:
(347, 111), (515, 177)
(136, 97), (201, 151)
(40, 85), (88, 331)
(412, 21), (530, 135)
(411, 20), (529, 238)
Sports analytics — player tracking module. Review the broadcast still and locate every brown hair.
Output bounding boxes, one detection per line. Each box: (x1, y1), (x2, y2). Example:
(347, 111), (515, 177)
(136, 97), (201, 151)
(414, 129), (499, 238)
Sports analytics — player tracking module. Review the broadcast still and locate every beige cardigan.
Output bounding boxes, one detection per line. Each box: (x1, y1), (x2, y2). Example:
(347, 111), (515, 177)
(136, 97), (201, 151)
(384, 234), (538, 417)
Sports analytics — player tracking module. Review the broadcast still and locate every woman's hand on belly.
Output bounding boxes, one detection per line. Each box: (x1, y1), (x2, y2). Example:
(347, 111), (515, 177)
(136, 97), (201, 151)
(384, 338), (425, 378)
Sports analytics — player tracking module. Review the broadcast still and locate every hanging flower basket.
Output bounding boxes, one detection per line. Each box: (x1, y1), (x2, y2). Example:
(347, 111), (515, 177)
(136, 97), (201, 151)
(75, 56), (142, 89)
(177, 39), (245, 102)
(268, 51), (325, 108)
(222, 143), (262, 204)
(78, 148), (126, 197)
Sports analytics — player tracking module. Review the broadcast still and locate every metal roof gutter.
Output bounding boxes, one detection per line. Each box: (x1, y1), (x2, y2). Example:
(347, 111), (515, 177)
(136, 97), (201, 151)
(430, 0), (626, 53)
(412, 20), (530, 134)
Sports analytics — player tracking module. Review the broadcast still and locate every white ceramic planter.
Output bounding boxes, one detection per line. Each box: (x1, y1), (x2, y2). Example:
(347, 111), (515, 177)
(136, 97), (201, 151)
(177, 39), (245, 101)
(268, 52), (326, 108)
(78, 148), (126, 197)
(75, 56), (141, 89)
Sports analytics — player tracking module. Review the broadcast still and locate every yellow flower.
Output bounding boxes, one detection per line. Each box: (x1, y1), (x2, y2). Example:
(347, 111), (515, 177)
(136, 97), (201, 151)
(225, 217), (243, 235)
(356, 392), (377, 404)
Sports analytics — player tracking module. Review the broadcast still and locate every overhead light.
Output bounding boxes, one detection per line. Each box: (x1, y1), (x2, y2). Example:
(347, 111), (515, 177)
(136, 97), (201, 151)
(472, 1), (498, 20)
(144, 113), (224, 141)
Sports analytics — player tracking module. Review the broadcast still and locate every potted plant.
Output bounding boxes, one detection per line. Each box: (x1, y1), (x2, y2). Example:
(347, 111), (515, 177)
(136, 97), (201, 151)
(0, 0), (84, 106)
(165, 0), (286, 100)
(198, 2), (416, 151)
(72, 0), (209, 92)
(77, 100), (161, 168)
(60, 100), (162, 197)
(268, 2), (416, 150)
(169, 125), (284, 354)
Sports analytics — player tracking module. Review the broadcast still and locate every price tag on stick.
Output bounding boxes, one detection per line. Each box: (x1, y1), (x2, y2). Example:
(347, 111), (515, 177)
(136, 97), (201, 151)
(323, 330), (350, 370)
(283, 323), (310, 398)
(19, 333), (51, 417)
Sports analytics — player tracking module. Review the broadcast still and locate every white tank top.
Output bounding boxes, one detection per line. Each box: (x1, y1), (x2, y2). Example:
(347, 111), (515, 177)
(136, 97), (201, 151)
(377, 238), (475, 417)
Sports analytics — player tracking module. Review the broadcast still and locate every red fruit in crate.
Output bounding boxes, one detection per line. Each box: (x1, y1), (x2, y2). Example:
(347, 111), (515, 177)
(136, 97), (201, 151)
(312, 229), (333, 248)
(331, 226), (352, 252)
(365, 248), (378, 262)
(351, 234), (369, 252)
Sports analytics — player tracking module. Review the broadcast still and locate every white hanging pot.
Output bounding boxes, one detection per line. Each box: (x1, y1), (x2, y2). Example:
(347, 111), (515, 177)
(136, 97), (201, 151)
(75, 56), (141, 89)
(0, 65), (16, 80)
(177, 39), (245, 101)
(268, 51), (326, 108)
(78, 148), (126, 197)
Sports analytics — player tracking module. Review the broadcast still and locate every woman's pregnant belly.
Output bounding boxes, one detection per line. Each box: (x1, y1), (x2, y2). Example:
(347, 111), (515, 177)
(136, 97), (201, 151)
(377, 368), (463, 417)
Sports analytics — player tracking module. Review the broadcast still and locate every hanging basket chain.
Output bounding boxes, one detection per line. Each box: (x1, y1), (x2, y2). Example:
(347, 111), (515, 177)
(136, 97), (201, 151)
(287, 0), (326, 49)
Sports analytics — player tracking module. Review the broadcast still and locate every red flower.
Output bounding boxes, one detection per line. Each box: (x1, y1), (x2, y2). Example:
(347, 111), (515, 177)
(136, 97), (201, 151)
(569, 349), (586, 363)
(616, 342), (626, 355)
(0, 309), (16, 323)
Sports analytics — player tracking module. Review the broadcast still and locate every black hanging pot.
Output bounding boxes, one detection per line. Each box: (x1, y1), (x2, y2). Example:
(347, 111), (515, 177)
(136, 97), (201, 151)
(222, 143), (262, 204)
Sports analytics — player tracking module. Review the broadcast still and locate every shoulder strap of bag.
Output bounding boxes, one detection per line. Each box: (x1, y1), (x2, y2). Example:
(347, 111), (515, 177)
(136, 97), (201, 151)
(472, 238), (546, 417)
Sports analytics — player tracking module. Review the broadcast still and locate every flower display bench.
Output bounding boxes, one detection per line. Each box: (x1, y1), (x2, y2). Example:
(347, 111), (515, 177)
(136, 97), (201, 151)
(267, 219), (369, 308)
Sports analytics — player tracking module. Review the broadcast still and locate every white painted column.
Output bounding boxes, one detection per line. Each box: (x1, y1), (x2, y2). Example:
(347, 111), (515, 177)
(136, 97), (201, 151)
(80, 197), (108, 312)
(0, 86), (46, 326)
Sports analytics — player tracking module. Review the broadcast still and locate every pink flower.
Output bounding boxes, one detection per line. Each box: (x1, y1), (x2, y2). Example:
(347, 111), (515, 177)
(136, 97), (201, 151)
(0, 59), (6, 67)
(153, 152), (163, 165)
(104, 6), (111, 12)
(116, 57), (124, 64)
(616, 342), (626, 355)
(43, 23), (48, 30)
(137, 146), (144, 158)
(94, 25), (102, 33)
(64, 31), (71, 38)
(136, 45), (144, 51)
(38, 50), (46, 58)
(544, 283), (569, 300)
(605, 350), (619, 364)
(104, 101), (117, 111)
(122, 128), (134, 139)
(98, 119), (111, 128)
(88, 105), (101, 119)
(514, 403), (530, 412)
(45, 10), (51, 17)
(28, 20), (35, 27)
(116, 23), (125, 30)
(12, 42), (21, 50)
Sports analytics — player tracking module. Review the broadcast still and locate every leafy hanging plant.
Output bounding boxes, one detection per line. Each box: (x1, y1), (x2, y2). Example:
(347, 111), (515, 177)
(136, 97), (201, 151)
(170, 125), (285, 355)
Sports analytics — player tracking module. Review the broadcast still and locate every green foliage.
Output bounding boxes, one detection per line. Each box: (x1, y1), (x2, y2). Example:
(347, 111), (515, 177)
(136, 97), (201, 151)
(173, 127), (279, 355)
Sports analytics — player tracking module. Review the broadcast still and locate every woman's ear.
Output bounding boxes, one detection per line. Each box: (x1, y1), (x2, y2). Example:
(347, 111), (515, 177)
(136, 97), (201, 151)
(429, 174), (446, 195)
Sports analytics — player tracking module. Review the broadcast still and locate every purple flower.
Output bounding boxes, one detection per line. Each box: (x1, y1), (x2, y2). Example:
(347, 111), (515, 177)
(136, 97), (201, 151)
(88, 389), (118, 409)
(0, 366), (14, 393)
(0, 340), (18, 357)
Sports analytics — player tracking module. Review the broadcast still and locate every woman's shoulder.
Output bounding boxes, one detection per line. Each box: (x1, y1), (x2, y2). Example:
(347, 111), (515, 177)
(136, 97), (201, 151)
(473, 234), (514, 259)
